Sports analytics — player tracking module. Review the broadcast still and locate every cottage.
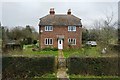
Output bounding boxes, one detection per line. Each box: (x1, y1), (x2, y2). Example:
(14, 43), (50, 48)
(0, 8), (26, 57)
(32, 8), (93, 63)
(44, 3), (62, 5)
(39, 8), (82, 50)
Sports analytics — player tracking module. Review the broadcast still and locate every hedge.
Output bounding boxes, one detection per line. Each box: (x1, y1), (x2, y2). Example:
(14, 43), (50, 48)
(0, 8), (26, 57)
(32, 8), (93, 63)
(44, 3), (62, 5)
(67, 57), (119, 76)
(2, 55), (56, 79)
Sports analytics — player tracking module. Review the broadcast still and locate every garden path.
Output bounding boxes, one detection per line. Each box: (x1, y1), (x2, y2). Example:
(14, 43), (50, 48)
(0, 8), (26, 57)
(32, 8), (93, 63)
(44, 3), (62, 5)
(57, 50), (70, 80)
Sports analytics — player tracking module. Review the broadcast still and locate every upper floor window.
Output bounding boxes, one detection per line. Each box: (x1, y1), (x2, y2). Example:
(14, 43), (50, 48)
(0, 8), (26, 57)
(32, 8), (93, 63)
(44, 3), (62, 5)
(45, 26), (53, 31)
(68, 26), (76, 31)
(68, 38), (76, 45)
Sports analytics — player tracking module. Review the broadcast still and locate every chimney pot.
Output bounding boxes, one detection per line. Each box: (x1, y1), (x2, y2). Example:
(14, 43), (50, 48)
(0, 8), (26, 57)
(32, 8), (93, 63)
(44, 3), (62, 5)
(67, 9), (71, 15)
(49, 8), (55, 15)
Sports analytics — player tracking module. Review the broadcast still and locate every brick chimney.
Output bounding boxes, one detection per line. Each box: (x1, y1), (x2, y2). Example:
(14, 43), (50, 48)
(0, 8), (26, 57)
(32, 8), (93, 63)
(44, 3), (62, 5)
(67, 9), (71, 15)
(49, 8), (55, 15)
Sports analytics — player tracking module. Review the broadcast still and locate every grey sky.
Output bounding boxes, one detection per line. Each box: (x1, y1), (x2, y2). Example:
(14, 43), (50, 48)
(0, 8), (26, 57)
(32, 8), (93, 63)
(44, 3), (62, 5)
(1, 1), (118, 32)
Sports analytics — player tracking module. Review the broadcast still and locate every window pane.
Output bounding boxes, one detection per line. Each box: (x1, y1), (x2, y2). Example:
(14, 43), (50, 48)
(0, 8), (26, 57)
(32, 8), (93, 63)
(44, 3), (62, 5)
(71, 26), (75, 31)
(51, 39), (53, 44)
(74, 26), (76, 31)
(68, 39), (70, 43)
(73, 39), (75, 44)
(48, 39), (49, 44)
(71, 39), (73, 43)
(49, 26), (51, 31)
(49, 26), (50, 30)
(71, 27), (73, 31)
(50, 39), (52, 44)
(59, 40), (61, 44)
(47, 26), (48, 31)
(68, 26), (71, 31)
(45, 39), (47, 45)
(45, 26), (48, 31)
(50, 26), (53, 30)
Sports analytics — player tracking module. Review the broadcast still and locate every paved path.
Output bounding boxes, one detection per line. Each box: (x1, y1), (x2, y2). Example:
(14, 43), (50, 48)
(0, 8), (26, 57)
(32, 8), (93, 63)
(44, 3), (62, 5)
(57, 50), (70, 80)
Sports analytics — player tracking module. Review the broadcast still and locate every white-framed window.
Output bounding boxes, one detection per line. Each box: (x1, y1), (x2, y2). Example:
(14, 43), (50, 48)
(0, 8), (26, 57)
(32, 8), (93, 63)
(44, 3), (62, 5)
(68, 38), (76, 45)
(45, 26), (53, 31)
(68, 26), (76, 31)
(45, 38), (53, 45)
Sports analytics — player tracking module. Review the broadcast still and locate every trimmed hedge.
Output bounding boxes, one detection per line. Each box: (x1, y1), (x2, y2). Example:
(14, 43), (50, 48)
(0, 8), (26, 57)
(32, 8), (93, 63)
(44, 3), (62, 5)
(70, 78), (120, 80)
(67, 57), (119, 76)
(2, 55), (56, 79)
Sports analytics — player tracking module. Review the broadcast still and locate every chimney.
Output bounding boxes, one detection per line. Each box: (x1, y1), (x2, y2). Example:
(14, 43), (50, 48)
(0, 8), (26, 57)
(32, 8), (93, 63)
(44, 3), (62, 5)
(67, 9), (71, 15)
(49, 8), (55, 15)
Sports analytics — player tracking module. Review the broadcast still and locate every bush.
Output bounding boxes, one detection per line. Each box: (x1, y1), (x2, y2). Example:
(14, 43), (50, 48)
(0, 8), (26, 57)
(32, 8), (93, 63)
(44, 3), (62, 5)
(51, 48), (58, 51)
(42, 47), (52, 51)
(67, 57), (119, 76)
(2, 55), (56, 79)
(42, 47), (58, 51)
(33, 40), (37, 45)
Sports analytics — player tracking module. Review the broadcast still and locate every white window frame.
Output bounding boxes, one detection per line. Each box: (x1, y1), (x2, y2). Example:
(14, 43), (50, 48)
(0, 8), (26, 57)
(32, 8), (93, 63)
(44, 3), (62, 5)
(45, 26), (53, 31)
(44, 38), (53, 45)
(68, 26), (76, 31)
(68, 38), (76, 45)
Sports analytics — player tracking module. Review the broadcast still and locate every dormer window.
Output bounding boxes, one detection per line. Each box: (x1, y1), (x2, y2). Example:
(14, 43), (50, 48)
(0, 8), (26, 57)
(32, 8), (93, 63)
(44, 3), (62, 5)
(68, 26), (76, 31)
(45, 26), (53, 31)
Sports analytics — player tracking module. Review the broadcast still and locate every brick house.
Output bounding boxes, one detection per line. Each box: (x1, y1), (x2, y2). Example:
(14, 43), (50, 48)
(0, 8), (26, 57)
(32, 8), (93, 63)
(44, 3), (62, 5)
(38, 8), (82, 49)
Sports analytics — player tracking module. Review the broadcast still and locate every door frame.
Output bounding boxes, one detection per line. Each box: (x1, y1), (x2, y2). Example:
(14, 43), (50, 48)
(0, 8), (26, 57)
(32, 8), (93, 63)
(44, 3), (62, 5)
(58, 39), (63, 49)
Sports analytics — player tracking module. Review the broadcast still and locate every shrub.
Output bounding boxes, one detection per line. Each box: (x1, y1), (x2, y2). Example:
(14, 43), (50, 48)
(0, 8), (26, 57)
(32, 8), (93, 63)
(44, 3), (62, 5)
(67, 57), (118, 76)
(33, 40), (37, 45)
(51, 48), (58, 51)
(42, 47), (52, 51)
(42, 47), (58, 51)
(2, 55), (55, 79)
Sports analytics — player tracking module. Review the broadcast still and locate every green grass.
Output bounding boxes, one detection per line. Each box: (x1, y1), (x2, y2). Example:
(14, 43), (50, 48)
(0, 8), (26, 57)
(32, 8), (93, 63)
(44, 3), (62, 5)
(7, 44), (58, 56)
(34, 73), (56, 78)
(6, 44), (118, 57)
(23, 48), (58, 56)
(63, 46), (101, 58)
(69, 74), (119, 80)
(16, 73), (57, 80)
(63, 46), (118, 58)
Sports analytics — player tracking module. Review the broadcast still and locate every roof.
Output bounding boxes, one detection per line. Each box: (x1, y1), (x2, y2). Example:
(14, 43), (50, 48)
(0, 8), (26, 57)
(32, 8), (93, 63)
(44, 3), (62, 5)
(39, 14), (82, 26)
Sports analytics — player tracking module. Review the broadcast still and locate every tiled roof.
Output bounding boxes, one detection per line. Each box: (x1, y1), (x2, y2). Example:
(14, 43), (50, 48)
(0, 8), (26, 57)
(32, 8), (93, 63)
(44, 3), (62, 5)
(39, 14), (82, 26)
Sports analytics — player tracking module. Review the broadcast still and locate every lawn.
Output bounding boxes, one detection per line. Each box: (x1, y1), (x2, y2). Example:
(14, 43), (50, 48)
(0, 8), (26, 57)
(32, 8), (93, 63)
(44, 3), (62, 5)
(6, 44), (118, 57)
(69, 74), (119, 80)
(7, 45), (58, 56)
(32, 73), (57, 80)
(63, 46), (118, 58)
(63, 46), (101, 58)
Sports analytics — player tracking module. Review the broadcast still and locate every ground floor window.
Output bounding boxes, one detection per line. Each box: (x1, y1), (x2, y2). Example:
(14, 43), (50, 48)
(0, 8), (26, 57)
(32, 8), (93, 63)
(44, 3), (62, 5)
(45, 38), (53, 45)
(68, 38), (76, 45)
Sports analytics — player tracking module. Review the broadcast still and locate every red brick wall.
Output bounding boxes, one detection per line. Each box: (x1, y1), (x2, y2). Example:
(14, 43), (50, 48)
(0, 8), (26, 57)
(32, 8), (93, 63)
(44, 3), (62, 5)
(39, 26), (82, 49)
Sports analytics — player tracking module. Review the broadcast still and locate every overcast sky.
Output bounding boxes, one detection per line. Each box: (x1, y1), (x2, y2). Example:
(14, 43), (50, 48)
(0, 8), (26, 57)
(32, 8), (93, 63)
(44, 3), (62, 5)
(0, 1), (118, 32)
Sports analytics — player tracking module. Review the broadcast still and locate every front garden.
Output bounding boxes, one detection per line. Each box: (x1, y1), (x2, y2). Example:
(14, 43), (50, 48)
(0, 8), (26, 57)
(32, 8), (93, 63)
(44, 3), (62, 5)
(5, 44), (58, 57)
(2, 43), (119, 79)
(63, 45), (118, 58)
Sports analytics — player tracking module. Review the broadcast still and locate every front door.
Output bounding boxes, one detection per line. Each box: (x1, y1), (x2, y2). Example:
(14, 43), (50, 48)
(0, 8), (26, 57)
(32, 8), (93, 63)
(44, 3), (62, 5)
(58, 39), (63, 49)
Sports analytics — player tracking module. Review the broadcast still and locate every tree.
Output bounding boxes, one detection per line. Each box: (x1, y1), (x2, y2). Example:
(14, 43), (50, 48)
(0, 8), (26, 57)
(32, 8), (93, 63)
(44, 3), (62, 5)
(82, 27), (89, 43)
(9, 27), (23, 40)
(3, 25), (39, 45)
(91, 10), (117, 45)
